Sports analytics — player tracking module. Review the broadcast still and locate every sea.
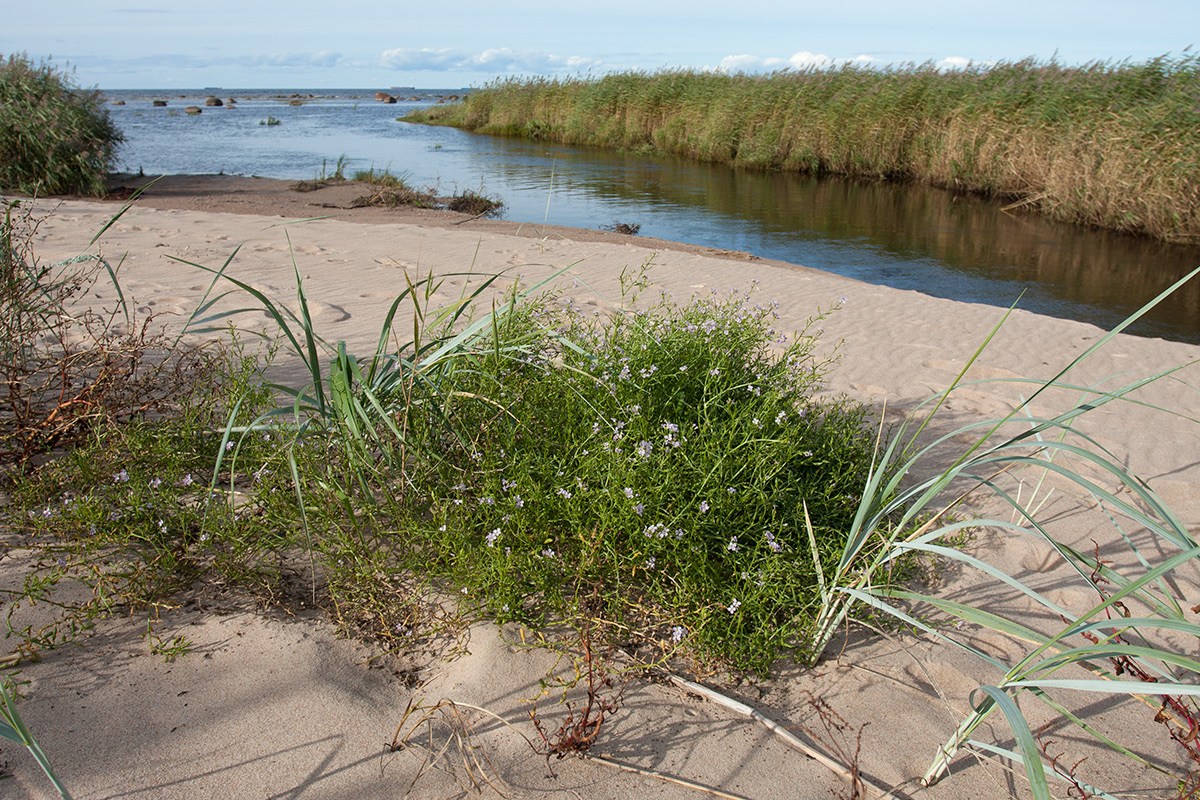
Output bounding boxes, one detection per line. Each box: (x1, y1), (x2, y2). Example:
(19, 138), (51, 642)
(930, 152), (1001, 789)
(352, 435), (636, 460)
(100, 88), (1200, 343)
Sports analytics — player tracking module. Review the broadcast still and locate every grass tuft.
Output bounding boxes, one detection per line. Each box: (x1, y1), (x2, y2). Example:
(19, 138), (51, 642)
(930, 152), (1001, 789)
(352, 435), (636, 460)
(0, 54), (124, 197)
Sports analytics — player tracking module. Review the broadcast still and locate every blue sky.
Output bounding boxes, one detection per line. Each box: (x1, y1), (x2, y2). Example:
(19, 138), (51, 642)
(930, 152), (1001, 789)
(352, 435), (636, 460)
(6, 1), (1197, 89)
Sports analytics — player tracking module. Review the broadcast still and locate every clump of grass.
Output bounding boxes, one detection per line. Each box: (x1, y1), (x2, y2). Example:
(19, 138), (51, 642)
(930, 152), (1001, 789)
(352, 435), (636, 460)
(447, 189), (503, 218)
(351, 166), (409, 188)
(408, 56), (1200, 241)
(349, 168), (437, 208)
(600, 221), (641, 235)
(0, 54), (124, 197)
(808, 268), (1200, 798)
(414, 275), (882, 671)
(258, 115), (280, 126)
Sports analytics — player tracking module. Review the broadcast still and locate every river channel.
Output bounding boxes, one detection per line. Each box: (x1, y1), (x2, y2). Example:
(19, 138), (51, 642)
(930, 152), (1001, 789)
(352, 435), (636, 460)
(103, 89), (1200, 343)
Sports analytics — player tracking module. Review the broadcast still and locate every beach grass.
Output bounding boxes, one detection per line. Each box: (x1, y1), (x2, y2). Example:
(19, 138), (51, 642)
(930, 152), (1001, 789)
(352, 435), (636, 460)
(0, 54), (123, 198)
(406, 56), (1200, 241)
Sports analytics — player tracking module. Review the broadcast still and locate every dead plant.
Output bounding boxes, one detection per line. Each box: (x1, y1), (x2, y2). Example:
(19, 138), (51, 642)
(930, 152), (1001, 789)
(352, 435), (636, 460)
(0, 200), (212, 470)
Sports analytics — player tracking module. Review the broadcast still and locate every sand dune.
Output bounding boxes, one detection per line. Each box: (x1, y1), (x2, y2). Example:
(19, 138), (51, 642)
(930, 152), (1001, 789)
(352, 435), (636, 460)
(2, 182), (1197, 799)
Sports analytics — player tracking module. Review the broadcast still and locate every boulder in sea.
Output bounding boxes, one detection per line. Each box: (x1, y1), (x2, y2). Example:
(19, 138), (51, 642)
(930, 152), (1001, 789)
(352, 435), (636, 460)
(288, 99), (303, 106)
(374, 91), (390, 101)
(111, 99), (125, 105)
(152, 99), (167, 107)
(205, 96), (223, 106)
(184, 106), (202, 115)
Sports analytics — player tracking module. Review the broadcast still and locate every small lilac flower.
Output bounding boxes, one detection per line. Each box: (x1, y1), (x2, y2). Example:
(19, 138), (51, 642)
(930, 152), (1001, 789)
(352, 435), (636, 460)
(486, 528), (501, 547)
(148, 477), (162, 489)
(113, 469), (129, 483)
(644, 556), (656, 569)
(670, 626), (687, 643)
(555, 487), (573, 499)
(774, 411), (787, 425)
(623, 487), (635, 499)
(765, 531), (782, 553)
(698, 501), (710, 513)
(199, 532), (210, 542)
(636, 440), (653, 459)
(727, 599), (741, 614)
(225, 441), (234, 452)
(727, 487), (737, 495)
(727, 536), (739, 552)
(633, 503), (645, 517)
(541, 548), (556, 558)
(751, 418), (761, 428)
(514, 495), (524, 508)
(180, 474), (194, 487)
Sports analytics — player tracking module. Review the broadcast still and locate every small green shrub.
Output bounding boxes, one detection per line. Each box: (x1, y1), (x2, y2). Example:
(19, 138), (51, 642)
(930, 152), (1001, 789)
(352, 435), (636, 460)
(421, 279), (881, 671)
(0, 54), (123, 196)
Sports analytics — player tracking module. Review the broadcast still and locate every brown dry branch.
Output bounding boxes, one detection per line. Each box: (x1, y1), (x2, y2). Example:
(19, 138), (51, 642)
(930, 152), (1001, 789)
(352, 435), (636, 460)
(529, 612), (624, 759)
(0, 200), (211, 470)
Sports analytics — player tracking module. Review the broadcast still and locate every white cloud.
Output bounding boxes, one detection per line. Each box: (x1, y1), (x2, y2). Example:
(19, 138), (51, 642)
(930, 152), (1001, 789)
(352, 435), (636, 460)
(717, 51), (884, 74)
(938, 56), (972, 70)
(378, 47), (601, 74)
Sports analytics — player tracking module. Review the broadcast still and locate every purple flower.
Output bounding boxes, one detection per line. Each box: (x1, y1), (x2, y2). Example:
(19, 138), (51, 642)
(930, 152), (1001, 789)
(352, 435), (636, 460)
(624, 487), (635, 499)
(636, 440), (653, 459)
(698, 501), (710, 513)
(727, 599), (741, 614)
(486, 528), (501, 547)
(670, 626), (687, 643)
(727, 536), (739, 552)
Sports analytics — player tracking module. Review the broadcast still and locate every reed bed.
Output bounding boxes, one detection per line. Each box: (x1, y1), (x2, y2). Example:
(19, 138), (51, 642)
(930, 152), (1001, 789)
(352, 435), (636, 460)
(406, 57), (1200, 242)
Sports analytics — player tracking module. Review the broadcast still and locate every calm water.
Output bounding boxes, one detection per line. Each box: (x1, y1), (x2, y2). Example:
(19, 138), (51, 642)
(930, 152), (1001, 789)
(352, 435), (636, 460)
(103, 88), (1200, 343)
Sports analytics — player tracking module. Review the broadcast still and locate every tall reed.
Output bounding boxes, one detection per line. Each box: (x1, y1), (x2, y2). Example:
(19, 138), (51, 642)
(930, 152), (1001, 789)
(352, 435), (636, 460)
(407, 57), (1200, 242)
(0, 54), (123, 197)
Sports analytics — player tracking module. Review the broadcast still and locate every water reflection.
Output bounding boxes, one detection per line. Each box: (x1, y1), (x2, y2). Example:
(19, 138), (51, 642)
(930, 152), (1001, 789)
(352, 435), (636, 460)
(106, 91), (1200, 343)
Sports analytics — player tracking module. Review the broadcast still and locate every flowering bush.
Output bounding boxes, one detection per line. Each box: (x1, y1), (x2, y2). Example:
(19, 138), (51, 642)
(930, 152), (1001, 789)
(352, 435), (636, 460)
(424, 284), (881, 671)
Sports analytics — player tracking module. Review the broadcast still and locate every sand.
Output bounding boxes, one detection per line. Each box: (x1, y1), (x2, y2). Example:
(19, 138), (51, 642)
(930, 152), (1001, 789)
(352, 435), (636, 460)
(1, 176), (1198, 799)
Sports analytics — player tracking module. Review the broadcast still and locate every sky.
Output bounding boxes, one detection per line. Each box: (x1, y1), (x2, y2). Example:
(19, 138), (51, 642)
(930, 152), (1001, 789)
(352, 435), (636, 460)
(5, 1), (1197, 89)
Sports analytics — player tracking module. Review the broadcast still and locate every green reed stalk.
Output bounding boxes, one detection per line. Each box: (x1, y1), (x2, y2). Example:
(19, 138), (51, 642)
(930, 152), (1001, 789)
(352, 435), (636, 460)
(407, 57), (1200, 241)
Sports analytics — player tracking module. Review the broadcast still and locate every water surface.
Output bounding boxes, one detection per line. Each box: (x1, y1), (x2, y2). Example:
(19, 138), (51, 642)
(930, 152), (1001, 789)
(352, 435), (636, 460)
(104, 89), (1200, 343)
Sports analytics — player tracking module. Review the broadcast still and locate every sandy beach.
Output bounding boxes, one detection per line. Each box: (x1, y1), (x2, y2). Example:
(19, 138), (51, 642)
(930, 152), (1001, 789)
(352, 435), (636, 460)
(2, 175), (1198, 799)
